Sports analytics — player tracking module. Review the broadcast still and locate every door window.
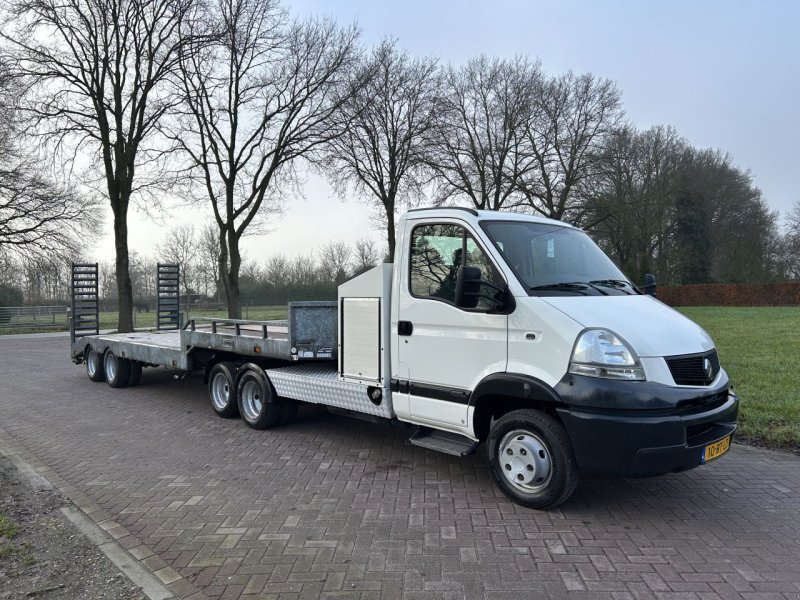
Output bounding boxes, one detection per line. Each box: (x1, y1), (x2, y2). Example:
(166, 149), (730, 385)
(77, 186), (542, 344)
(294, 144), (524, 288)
(409, 223), (503, 310)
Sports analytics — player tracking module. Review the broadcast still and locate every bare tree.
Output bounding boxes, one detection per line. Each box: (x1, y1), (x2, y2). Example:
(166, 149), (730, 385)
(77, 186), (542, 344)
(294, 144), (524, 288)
(318, 241), (351, 284)
(156, 224), (197, 312)
(517, 72), (623, 223)
(2, 0), (198, 331)
(197, 223), (221, 300)
(170, 0), (359, 318)
(0, 59), (98, 257)
(321, 39), (438, 261)
(426, 55), (541, 211)
(352, 238), (379, 275)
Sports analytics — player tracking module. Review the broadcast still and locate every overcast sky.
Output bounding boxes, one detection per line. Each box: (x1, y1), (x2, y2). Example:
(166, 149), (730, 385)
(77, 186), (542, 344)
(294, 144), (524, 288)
(108, 0), (800, 263)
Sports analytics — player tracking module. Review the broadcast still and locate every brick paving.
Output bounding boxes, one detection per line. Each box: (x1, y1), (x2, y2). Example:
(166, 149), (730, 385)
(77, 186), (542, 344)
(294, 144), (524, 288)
(1, 336), (799, 599)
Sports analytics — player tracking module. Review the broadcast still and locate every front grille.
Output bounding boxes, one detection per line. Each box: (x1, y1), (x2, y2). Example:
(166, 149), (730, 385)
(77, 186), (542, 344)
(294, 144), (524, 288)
(665, 350), (720, 386)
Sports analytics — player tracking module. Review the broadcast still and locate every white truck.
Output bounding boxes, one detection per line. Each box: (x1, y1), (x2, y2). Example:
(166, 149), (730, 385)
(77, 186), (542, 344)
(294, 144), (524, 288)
(70, 207), (738, 509)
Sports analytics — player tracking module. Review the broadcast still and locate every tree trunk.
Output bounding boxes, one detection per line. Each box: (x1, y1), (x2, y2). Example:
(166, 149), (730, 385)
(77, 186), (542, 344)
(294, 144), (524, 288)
(385, 200), (396, 263)
(225, 231), (242, 319)
(113, 209), (134, 332)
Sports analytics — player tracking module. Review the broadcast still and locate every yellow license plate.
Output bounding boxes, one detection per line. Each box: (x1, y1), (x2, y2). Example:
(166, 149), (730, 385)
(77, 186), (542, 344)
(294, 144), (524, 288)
(703, 435), (731, 463)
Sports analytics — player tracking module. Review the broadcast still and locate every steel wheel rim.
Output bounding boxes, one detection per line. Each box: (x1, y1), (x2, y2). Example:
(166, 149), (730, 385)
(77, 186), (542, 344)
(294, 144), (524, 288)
(210, 372), (231, 411)
(105, 353), (117, 381)
(498, 429), (553, 493)
(240, 379), (263, 421)
(87, 351), (99, 377)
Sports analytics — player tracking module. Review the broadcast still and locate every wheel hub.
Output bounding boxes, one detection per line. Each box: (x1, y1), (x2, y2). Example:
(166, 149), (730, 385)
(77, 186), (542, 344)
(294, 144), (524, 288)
(241, 381), (263, 421)
(211, 373), (230, 410)
(499, 430), (552, 491)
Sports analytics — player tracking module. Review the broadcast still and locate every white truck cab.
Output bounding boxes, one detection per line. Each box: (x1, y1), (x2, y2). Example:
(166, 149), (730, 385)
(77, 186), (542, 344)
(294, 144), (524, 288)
(385, 207), (736, 507)
(71, 207), (738, 509)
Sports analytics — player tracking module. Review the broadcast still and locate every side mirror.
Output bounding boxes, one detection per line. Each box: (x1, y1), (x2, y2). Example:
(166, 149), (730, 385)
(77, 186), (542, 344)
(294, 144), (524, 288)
(455, 266), (482, 309)
(455, 265), (508, 311)
(641, 273), (657, 296)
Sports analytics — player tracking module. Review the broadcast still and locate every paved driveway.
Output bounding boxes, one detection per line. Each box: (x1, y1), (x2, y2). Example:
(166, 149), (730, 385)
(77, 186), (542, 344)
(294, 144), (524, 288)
(1, 336), (799, 600)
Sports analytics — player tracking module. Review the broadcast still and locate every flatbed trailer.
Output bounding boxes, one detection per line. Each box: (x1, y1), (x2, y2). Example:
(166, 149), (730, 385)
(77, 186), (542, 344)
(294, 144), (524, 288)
(70, 209), (738, 509)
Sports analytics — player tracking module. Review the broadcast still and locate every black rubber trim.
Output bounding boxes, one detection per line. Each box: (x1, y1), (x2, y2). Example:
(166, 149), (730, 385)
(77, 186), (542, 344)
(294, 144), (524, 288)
(468, 372), (562, 408)
(554, 370), (731, 412)
(391, 379), (470, 404)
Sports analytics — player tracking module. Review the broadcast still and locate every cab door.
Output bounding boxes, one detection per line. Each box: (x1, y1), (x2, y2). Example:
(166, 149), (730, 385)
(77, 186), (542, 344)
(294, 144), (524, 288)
(396, 221), (508, 434)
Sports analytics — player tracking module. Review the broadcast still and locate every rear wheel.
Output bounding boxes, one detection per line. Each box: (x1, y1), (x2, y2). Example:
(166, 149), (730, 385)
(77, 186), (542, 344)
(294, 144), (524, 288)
(208, 362), (239, 418)
(487, 409), (577, 509)
(104, 350), (131, 388)
(237, 366), (281, 429)
(85, 347), (104, 382)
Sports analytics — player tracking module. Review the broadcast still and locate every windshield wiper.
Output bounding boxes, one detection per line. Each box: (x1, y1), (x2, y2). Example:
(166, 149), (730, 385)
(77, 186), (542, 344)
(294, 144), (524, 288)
(529, 282), (591, 296)
(589, 279), (636, 295)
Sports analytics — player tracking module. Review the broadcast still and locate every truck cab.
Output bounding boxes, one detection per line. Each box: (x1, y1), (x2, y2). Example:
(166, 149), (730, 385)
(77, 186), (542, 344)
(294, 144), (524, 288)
(386, 207), (737, 508)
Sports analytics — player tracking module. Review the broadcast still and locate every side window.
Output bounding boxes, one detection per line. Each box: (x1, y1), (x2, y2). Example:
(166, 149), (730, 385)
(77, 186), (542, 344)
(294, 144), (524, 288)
(410, 223), (504, 310)
(410, 224), (463, 303)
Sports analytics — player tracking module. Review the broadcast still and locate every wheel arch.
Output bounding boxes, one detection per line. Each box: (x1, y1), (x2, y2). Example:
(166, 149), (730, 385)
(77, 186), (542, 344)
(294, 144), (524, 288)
(470, 373), (564, 442)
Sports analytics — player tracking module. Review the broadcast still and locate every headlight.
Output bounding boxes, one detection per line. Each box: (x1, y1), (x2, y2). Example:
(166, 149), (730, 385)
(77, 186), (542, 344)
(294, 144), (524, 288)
(568, 329), (645, 381)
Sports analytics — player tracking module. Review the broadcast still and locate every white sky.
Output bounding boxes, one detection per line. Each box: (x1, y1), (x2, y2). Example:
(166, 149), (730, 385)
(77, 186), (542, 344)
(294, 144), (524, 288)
(98, 0), (800, 264)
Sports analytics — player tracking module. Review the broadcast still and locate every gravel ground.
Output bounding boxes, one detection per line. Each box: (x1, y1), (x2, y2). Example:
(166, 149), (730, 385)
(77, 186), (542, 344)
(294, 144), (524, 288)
(0, 457), (146, 600)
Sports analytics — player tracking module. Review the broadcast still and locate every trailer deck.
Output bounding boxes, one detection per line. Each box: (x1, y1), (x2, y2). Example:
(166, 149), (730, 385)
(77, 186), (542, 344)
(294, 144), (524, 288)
(70, 301), (338, 370)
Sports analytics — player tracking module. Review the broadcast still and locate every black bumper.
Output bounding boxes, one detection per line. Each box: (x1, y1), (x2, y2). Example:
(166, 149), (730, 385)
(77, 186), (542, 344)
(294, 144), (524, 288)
(554, 373), (738, 477)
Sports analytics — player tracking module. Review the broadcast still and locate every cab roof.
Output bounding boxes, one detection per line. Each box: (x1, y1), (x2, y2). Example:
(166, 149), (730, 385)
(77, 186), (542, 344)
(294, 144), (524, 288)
(401, 206), (578, 229)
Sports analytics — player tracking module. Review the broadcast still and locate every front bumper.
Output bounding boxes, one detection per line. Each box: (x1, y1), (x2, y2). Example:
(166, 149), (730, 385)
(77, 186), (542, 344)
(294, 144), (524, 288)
(554, 373), (738, 477)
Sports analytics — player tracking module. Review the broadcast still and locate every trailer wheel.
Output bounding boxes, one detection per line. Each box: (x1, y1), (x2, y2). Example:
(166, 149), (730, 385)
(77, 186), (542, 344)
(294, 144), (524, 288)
(104, 350), (131, 388)
(208, 362), (239, 418)
(128, 362), (143, 387)
(237, 367), (281, 429)
(85, 347), (105, 382)
(487, 409), (577, 509)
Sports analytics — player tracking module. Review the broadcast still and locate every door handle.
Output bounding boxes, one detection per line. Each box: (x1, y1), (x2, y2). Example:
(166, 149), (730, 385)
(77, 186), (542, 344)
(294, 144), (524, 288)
(398, 321), (413, 336)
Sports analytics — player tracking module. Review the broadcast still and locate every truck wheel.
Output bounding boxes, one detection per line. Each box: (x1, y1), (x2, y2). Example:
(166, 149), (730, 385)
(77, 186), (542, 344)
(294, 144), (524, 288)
(128, 362), (143, 387)
(237, 367), (281, 429)
(487, 409), (577, 509)
(104, 350), (131, 388)
(208, 362), (239, 418)
(85, 347), (105, 382)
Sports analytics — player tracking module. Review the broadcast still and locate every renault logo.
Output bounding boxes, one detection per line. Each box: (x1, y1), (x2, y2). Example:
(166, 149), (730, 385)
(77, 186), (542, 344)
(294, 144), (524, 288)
(703, 357), (713, 379)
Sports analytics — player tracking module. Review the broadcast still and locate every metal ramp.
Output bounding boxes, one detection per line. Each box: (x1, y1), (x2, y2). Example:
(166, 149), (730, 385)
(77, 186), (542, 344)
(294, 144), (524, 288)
(157, 263), (180, 330)
(70, 263), (99, 343)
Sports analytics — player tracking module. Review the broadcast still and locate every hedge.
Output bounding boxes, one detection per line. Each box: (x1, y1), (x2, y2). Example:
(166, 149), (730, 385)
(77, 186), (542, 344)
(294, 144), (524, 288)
(657, 282), (800, 307)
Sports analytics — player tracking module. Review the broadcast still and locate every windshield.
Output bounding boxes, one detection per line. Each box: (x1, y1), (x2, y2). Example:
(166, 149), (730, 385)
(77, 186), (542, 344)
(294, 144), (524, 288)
(480, 221), (635, 296)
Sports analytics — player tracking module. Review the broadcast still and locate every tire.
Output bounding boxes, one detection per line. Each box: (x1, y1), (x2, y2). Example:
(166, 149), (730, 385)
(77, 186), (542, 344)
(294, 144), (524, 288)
(237, 366), (281, 429)
(103, 349), (131, 388)
(487, 409), (578, 509)
(128, 362), (143, 387)
(85, 347), (105, 382)
(208, 362), (239, 418)
(277, 397), (298, 425)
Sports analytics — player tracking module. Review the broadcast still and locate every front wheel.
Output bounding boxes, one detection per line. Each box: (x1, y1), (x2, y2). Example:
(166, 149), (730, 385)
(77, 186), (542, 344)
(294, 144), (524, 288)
(85, 347), (104, 382)
(208, 362), (239, 418)
(487, 409), (578, 509)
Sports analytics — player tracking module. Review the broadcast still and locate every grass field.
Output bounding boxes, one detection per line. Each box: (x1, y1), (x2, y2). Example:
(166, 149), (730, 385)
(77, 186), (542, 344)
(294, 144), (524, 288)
(679, 306), (800, 452)
(98, 305), (289, 330)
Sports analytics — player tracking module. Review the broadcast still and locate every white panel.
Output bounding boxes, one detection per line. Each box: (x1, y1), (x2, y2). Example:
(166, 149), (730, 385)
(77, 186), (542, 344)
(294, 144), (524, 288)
(341, 298), (380, 382)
